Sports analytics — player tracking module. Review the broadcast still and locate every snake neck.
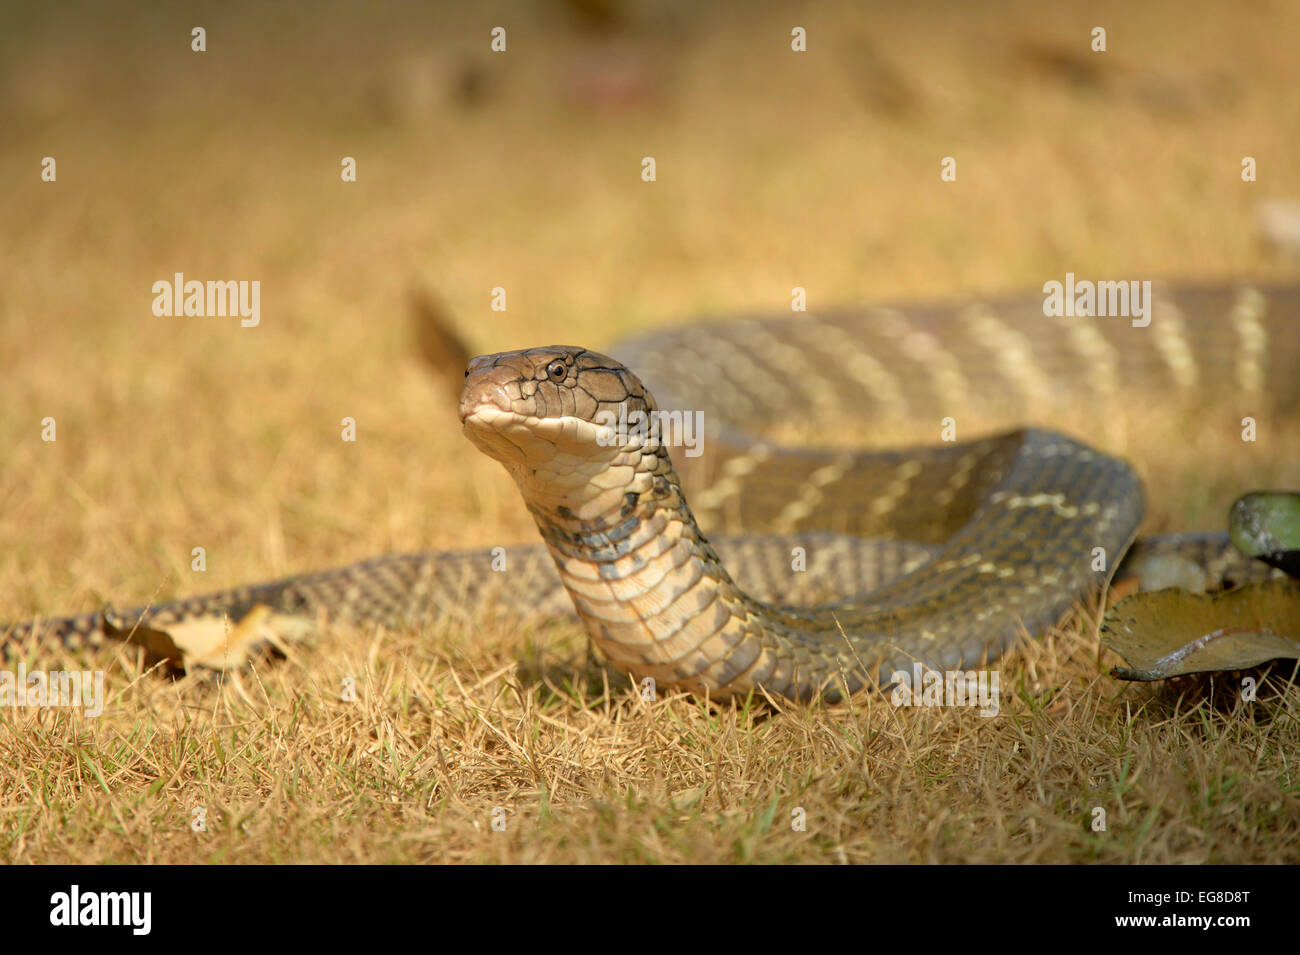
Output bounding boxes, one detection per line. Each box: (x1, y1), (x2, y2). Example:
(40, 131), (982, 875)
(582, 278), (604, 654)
(518, 441), (757, 691)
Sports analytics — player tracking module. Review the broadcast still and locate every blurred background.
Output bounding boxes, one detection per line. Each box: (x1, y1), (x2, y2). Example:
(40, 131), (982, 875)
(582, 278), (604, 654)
(1, 0), (1297, 614)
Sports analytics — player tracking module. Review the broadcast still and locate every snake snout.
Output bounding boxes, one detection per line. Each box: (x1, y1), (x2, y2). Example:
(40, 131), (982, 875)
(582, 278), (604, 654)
(458, 358), (515, 425)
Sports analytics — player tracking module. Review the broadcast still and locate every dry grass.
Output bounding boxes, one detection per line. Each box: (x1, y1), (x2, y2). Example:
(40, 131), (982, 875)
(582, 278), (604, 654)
(1, 0), (1298, 863)
(3, 610), (1297, 864)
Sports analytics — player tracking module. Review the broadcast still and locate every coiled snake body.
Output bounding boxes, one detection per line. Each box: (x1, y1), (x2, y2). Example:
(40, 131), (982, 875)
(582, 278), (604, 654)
(6, 284), (1299, 699)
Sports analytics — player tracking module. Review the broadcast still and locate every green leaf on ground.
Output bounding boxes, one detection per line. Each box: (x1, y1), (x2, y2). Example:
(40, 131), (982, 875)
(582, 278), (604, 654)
(1230, 491), (1300, 578)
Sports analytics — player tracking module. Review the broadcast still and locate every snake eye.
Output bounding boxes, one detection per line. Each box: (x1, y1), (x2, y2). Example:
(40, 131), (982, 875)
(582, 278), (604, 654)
(545, 359), (567, 382)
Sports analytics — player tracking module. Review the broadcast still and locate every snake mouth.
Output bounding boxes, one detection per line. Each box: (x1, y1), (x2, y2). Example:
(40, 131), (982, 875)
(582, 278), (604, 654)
(462, 403), (616, 464)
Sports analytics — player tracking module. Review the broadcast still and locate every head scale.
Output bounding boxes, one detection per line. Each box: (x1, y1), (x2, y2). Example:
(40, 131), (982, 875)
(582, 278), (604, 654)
(458, 347), (660, 507)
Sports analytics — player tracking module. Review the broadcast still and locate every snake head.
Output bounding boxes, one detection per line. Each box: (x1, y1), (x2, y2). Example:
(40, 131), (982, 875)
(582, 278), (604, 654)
(459, 346), (660, 510)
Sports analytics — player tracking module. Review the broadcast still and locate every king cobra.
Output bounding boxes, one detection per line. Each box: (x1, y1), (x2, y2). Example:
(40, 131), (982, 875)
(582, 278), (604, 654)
(5, 284), (1298, 700)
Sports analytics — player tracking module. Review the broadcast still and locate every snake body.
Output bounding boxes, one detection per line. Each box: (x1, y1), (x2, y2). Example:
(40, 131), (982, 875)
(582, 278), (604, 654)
(5, 283), (1298, 699)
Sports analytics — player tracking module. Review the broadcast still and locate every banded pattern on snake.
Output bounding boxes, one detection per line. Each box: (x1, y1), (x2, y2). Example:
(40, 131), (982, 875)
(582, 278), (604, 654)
(4, 283), (1298, 699)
